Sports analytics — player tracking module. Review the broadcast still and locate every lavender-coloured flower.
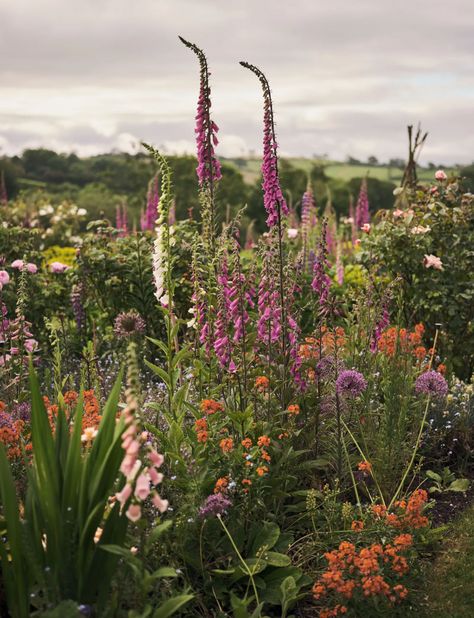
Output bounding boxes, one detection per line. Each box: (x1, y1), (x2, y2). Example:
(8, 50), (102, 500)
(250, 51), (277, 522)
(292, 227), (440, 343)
(198, 493), (232, 519)
(179, 37), (221, 186)
(71, 282), (86, 331)
(11, 401), (31, 422)
(240, 61), (288, 228)
(315, 355), (344, 381)
(355, 178), (370, 229)
(415, 370), (448, 398)
(336, 370), (367, 398)
(114, 311), (146, 338)
(311, 221), (332, 308)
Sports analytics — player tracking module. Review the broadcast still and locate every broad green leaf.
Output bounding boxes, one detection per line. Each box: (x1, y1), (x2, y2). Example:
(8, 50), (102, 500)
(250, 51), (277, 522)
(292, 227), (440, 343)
(152, 594), (194, 618)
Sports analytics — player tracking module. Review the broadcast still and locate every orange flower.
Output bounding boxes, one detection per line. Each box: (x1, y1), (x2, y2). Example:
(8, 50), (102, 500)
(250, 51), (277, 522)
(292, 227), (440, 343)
(393, 533), (413, 548)
(214, 477), (229, 494)
(257, 435), (270, 447)
(219, 437), (234, 454)
(260, 449), (271, 462)
(437, 363), (446, 375)
(371, 504), (387, 518)
(200, 399), (224, 415)
(197, 430), (208, 443)
(242, 478), (252, 486)
(194, 417), (208, 432)
(63, 390), (78, 406)
(278, 432), (289, 440)
(0, 401), (6, 412)
(351, 520), (364, 532)
(241, 438), (252, 449)
(357, 460), (372, 474)
(287, 404), (300, 415)
(256, 465), (269, 477)
(254, 376), (269, 391)
(414, 346), (427, 360)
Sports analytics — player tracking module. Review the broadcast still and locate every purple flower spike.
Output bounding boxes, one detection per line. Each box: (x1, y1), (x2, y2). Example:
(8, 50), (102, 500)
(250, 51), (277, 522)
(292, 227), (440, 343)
(240, 61), (288, 229)
(355, 177), (370, 230)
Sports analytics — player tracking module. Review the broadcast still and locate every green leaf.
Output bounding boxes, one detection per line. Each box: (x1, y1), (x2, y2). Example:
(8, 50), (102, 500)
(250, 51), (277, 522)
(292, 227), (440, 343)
(250, 522), (280, 556)
(263, 551), (291, 567)
(426, 470), (442, 482)
(449, 479), (470, 492)
(145, 360), (171, 388)
(152, 594), (194, 618)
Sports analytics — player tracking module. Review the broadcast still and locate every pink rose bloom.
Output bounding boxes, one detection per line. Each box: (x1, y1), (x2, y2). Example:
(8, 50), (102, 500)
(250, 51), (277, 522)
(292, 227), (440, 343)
(287, 228), (298, 239)
(126, 503), (142, 522)
(0, 271), (9, 285)
(26, 263), (38, 274)
(24, 338), (38, 353)
(151, 493), (169, 513)
(393, 209), (404, 219)
(11, 259), (24, 270)
(49, 261), (69, 273)
(435, 170), (447, 181)
(354, 239), (361, 247)
(361, 223), (371, 234)
(134, 471), (151, 500)
(423, 254), (443, 270)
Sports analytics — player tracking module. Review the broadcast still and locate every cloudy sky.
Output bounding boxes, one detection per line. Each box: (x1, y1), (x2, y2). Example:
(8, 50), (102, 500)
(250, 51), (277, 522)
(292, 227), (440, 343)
(1, 0), (473, 164)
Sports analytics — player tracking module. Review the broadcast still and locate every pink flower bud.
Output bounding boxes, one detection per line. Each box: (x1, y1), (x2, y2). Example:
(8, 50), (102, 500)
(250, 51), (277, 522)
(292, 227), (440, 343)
(135, 471), (151, 501)
(435, 170), (447, 181)
(115, 483), (132, 507)
(151, 493), (169, 513)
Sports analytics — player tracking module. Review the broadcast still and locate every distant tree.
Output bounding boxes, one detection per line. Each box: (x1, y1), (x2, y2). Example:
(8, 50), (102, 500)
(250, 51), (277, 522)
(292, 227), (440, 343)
(460, 164), (474, 192)
(346, 156), (362, 165)
(367, 155), (379, 166)
(388, 158), (405, 169)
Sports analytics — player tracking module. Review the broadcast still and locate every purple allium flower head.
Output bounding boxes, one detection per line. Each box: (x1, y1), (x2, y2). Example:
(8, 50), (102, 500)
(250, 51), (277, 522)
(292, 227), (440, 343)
(114, 311), (146, 338)
(198, 493), (232, 519)
(355, 177), (370, 230)
(415, 370), (448, 398)
(11, 401), (31, 422)
(315, 355), (344, 381)
(179, 37), (221, 187)
(240, 61), (288, 228)
(335, 370), (367, 398)
(0, 410), (14, 429)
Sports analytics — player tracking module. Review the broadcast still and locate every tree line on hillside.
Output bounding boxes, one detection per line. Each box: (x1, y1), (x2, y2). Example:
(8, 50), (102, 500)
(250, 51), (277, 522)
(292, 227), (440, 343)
(1, 149), (473, 232)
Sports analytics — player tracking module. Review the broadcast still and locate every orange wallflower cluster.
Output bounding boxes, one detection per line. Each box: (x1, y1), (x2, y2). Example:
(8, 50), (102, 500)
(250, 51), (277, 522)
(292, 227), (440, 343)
(357, 460), (372, 474)
(287, 404), (300, 415)
(256, 465), (269, 476)
(371, 490), (429, 530)
(254, 376), (269, 391)
(200, 399), (224, 415)
(257, 435), (270, 447)
(0, 418), (26, 459)
(321, 327), (346, 353)
(241, 437), (252, 449)
(377, 323), (427, 360)
(298, 337), (319, 360)
(214, 476), (229, 494)
(194, 417), (208, 443)
(219, 437), (234, 454)
(82, 389), (101, 430)
(313, 533), (413, 614)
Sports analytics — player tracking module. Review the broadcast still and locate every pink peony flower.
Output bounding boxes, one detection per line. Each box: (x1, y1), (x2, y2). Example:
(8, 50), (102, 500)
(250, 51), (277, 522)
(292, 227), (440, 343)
(361, 223), (371, 234)
(25, 263), (38, 274)
(423, 254), (443, 270)
(354, 239), (361, 247)
(0, 271), (9, 285)
(126, 503), (142, 522)
(11, 259), (24, 270)
(49, 261), (69, 273)
(435, 170), (447, 181)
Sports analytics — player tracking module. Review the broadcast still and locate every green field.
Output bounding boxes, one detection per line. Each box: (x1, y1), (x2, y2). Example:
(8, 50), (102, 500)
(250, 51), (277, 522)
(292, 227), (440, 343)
(226, 157), (457, 185)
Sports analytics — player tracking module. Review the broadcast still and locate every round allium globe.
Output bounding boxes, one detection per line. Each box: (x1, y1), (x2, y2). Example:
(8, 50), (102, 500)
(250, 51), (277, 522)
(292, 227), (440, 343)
(415, 370), (448, 398)
(335, 370), (367, 398)
(198, 493), (232, 519)
(113, 311), (146, 338)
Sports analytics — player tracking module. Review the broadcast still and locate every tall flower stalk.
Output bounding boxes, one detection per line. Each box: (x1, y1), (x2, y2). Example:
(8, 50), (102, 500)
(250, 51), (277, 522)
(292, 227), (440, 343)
(240, 61), (289, 390)
(301, 182), (316, 270)
(355, 177), (370, 229)
(141, 174), (160, 232)
(142, 143), (181, 421)
(179, 36), (221, 251)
